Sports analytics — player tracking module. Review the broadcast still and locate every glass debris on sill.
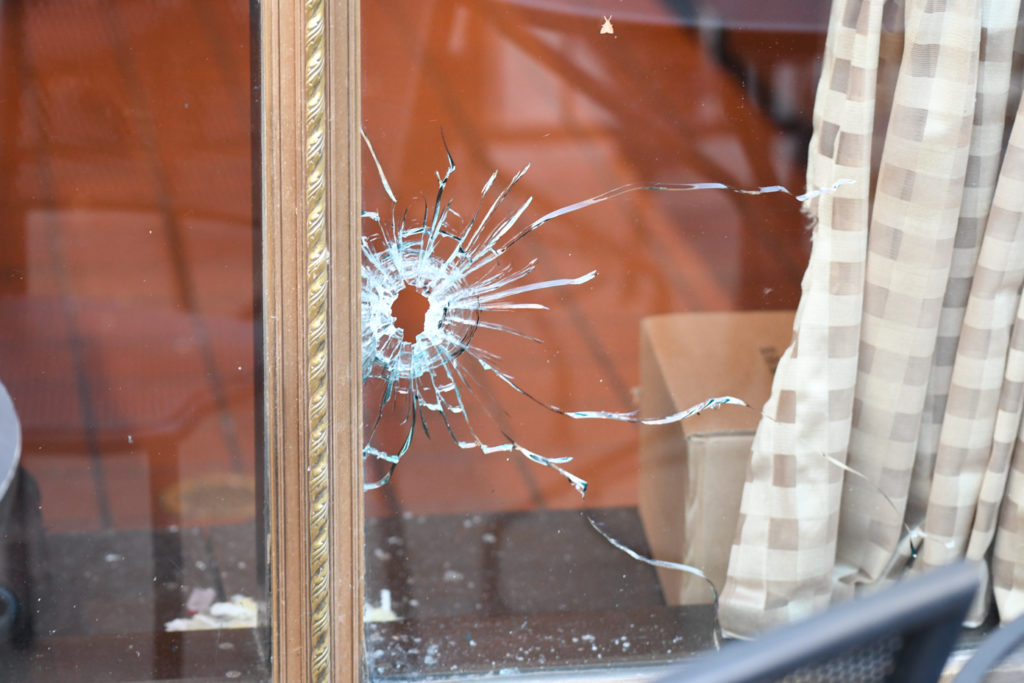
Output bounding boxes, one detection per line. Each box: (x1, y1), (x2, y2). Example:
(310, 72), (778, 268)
(361, 130), (850, 495)
(365, 588), (400, 623)
(186, 586), (216, 613)
(164, 589), (258, 631)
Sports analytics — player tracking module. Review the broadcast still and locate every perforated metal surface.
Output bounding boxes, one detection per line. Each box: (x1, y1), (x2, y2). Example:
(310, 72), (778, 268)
(778, 635), (902, 683)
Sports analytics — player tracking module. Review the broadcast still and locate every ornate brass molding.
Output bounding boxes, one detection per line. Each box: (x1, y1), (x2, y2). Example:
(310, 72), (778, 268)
(303, 0), (332, 679)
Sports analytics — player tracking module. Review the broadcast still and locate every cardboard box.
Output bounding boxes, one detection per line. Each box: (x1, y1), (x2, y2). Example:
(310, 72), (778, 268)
(638, 310), (794, 605)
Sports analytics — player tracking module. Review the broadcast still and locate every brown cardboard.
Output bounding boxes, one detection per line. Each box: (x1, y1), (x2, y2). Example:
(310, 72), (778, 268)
(638, 310), (795, 605)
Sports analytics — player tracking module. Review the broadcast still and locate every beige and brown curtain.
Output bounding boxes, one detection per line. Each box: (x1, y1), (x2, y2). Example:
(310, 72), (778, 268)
(720, 0), (1024, 637)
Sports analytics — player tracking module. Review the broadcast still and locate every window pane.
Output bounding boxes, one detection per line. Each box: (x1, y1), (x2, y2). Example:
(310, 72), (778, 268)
(361, 1), (826, 677)
(0, 1), (268, 678)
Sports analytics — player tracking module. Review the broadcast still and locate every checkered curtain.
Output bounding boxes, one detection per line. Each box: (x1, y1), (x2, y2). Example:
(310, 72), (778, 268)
(721, 0), (1024, 637)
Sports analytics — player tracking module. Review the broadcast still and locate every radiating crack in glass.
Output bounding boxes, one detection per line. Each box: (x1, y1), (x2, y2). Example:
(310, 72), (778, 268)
(586, 515), (722, 648)
(361, 130), (849, 494)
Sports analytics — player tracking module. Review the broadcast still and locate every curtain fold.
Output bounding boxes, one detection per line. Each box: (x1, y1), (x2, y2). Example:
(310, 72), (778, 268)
(719, 0), (882, 637)
(908, 0), (1021, 600)
(837, 0), (979, 588)
(721, 0), (1024, 637)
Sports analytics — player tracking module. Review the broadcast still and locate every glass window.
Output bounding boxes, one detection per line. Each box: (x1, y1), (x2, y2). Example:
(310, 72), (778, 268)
(0, 1), (268, 679)
(361, 1), (828, 677)
(361, 1), (1024, 679)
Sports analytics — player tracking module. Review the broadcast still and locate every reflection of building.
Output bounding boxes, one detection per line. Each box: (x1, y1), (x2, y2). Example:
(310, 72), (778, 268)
(0, 1), (264, 678)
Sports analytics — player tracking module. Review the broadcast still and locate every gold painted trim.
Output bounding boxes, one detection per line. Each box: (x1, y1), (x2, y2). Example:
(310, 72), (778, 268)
(303, 0), (332, 679)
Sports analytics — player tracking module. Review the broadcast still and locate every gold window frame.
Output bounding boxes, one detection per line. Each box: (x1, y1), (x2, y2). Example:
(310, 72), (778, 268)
(262, 0), (363, 680)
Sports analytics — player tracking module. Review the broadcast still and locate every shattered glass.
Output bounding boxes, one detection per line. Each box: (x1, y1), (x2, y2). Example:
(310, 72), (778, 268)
(361, 130), (848, 494)
(360, 0), (835, 677)
(358, 130), (854, 668)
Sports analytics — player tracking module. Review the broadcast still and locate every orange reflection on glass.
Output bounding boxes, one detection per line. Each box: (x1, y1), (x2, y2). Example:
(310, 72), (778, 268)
(0, 0), (265, 678)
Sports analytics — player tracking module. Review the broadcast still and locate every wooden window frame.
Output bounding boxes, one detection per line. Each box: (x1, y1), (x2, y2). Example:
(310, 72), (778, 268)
(262, 0), (364, 680)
